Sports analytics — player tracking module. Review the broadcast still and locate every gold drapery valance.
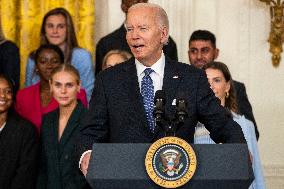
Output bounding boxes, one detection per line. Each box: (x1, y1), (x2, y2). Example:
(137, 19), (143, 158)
(0, 0), (95, 87)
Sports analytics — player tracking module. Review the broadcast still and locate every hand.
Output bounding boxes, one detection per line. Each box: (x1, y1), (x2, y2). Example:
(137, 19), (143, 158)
(80, 152), (91, 177)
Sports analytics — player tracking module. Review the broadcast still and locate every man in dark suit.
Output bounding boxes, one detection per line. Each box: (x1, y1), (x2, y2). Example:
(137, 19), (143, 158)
(188, 30), (259, 140)
(95, 0), (178, 74)
(78, 3), (246, 176)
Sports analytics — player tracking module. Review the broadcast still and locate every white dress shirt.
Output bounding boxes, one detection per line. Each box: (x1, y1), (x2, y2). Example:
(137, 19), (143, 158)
(135, 53), (165, 93)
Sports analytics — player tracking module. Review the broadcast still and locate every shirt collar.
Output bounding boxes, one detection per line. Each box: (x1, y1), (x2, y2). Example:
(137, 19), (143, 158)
(135, 53), (165, 77)
(0, 122), (6, 133)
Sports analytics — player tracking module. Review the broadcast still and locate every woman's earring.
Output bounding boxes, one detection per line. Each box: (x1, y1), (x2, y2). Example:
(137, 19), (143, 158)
(225, 91), (229, 98)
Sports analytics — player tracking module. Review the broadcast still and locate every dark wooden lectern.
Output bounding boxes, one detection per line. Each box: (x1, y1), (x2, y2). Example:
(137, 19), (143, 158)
(86, 144), (253, 189)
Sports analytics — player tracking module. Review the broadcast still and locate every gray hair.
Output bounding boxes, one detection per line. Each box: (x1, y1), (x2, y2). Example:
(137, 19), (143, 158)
(129, 3), (169, 45)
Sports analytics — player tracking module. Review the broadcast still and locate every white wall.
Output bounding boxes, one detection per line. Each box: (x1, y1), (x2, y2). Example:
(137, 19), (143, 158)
(95, 1), (284, 188)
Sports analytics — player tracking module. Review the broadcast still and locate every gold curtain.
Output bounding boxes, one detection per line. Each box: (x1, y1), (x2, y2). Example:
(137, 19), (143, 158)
(0, 0), (95, 88)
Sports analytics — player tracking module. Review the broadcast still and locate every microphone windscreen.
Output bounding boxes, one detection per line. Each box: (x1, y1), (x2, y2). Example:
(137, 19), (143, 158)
(154, 90), (166, 103)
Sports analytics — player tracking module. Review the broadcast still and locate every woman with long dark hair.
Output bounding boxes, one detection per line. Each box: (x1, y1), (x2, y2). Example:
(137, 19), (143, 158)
(195, 61), (265, 189)
(25, 7), (94, 102)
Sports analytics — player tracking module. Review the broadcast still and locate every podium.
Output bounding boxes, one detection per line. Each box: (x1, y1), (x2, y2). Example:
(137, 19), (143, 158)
(86, 143), (254, 189)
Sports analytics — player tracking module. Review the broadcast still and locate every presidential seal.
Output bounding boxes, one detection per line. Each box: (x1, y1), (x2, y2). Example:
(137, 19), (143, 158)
(145, 137), (197, 188)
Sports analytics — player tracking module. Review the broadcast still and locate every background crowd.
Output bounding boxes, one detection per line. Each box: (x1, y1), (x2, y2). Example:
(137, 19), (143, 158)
(0, 0), (268, 189)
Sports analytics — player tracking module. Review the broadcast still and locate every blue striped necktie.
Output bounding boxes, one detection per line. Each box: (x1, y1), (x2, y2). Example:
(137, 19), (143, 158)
(141, 68), (155, 132)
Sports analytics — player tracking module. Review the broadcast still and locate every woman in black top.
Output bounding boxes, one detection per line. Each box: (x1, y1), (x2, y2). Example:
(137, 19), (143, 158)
(37, 64), (89, 189)
(0, 74), (39, 189)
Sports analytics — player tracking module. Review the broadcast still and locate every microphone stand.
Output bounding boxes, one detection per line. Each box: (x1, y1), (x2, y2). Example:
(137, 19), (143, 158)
(154, 99), (188, 137)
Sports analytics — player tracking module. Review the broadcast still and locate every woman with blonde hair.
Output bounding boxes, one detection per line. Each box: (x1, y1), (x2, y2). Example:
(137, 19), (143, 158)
(38, 64), (90, 189)
(25, 7), (94, 102)
(102, 49), (132, 70)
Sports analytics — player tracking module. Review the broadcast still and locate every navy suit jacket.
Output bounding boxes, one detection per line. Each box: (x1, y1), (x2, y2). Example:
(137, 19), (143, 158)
(77, 57), (246, 156)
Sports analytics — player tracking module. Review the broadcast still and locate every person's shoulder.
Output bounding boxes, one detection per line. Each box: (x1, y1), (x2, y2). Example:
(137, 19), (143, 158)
(232, 112), (254, 126)
(41, 108), (58, 128)
(101, 25), (124, 41)
(95, 58), (133, 85)
(71, 48), (93, 66)
(232, 80), (247, 95)
(168, 35), (177, 45)
(233, 80), (245, 88)
(43, 108), (58, 119)
(232, 112), (255, 132)
(17, 83), (39, 97)
(167, 58), (203, 75)
(72, 47), (91, 56)
(0, 40), (18, 48)
(76, 101), (88, 115)
(8, 111), (37, 134)
(101, 57), (133, 74)
(0, 40), (19, 52)
(96, 25), (125, 47)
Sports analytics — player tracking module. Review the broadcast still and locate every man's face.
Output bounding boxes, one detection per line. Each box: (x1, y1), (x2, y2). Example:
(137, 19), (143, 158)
(126, 7), (168, 66)
(188, 40), (219, 69)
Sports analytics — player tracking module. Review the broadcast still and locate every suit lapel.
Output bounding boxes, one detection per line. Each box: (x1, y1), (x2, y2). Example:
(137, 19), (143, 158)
(121, 58), (182, 137)
(59, 102), (83, 148)
(154, 58), (182, 135)
(47, 110), (61, 163)
(121, 59), (153, 137)
(163, 57), (182, 109)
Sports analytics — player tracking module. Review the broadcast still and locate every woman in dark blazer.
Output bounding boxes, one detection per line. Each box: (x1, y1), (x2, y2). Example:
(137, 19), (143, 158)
(37, 64), (89, 189)
(0, 74), (38, 189)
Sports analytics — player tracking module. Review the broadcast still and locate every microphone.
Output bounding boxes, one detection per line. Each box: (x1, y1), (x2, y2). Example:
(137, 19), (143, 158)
(153, 90), (166, 121)
(176, 98), (188, 124)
